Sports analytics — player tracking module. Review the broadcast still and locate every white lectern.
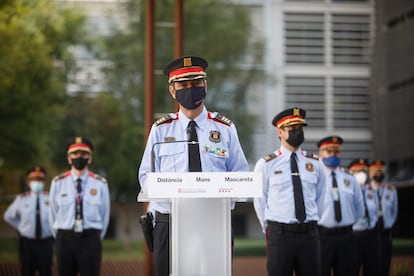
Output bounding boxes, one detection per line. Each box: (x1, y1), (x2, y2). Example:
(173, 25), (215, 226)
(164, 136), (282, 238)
(140, 171), (262, 276)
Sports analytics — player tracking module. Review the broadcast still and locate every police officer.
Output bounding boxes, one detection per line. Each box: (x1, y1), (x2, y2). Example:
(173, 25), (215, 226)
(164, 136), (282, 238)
(138, 55), (249, 276)
(369, 160), (398, 276)
(4, 166), (53, 276)
(48, 137), (110, 276)
(349, 159), (380, 276)
(253, 107), (326, 276)
(317, 136), (364, 276)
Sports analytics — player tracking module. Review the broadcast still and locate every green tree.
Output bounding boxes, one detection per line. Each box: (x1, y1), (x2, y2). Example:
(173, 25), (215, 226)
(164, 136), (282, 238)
(0, 0), (87, 169)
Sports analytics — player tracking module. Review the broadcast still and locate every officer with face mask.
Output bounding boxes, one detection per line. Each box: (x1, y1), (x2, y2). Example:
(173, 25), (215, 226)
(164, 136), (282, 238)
(369, 160), (398, 276)
(253, 107), (326, 276)
(48, 136), (110, 276)
(349, 159), (380, 276)
(317, 136), (364, 276)
(138, 56), (249, 276)
(4, 166), (53, 276)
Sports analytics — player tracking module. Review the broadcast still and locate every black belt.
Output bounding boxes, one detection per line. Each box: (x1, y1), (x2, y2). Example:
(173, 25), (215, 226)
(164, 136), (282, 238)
(155, 211), (170, 223)
(58, 229), (100, 236)
(318, 225), (353, 235)
(20, 237), (53, 242)
(267, 221), (317, 233)
(353, 228), (377, 236)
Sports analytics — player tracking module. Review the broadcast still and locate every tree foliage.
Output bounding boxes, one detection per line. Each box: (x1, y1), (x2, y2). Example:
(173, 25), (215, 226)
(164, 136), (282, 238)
(0, 0), (87, 168)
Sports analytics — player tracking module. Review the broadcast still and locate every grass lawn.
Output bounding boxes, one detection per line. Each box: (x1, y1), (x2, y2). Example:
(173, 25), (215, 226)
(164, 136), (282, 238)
(0, 238), (413, 262)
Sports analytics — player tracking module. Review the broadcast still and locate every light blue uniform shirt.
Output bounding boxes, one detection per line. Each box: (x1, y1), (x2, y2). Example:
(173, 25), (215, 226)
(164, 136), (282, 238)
(253, 146), (326, 233)
(318, 166), (364, 228)
(4, 192), (53, 239)
(353, 184), (379, 231)
(138, 108), (249, 215)
(48, 170), (110, 239)
(377, 183), (398, 230)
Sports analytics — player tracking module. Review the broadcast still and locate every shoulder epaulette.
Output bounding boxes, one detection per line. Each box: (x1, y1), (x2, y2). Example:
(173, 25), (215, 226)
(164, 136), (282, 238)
(155, 114), (174, 126)
(341, 167), (352, 175)
(53, 171), (70, 181)
(263, 152), (278, 162)
(387, 184), (396, 191)
(212, 113), (232, 126)
(89, 172), (107, 184)
(20, 191), (31, 197)
(305, 152), (319, 160)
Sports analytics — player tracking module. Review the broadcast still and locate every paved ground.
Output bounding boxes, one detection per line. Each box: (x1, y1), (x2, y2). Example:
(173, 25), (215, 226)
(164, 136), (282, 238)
(1, 256), (413, 275)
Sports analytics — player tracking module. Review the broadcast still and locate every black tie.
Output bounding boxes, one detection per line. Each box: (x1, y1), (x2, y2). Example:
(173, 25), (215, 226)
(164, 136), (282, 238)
(290, 153), (306, 223)
(331, 172), (342, 222)
(76, 178), (83, 220)
(187, 120), (202, 172)
(377, 189), (384, 229)
(35, 195), (41, 239)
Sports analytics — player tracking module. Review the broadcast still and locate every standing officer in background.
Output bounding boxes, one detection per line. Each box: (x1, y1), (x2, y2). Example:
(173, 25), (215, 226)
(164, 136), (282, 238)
(369, 160), (398, 276)
(253, 107), (326, 276)
(4, 166), (53, 276)
(138, 55), (249, 276)
(349, 159), (380, 276)
(317, 136), (364, 276)
(49, 137), (110, 276)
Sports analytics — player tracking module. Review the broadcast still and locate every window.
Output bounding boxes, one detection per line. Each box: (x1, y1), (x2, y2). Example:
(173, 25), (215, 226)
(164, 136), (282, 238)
(285, 13), (325, 64)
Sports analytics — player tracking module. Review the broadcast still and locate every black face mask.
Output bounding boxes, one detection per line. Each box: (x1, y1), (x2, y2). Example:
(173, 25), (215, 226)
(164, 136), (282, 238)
(175, 87), (206, 110)
(72, 157), (89, 170)
(373, 174), (385, 183)
(286, 128), (304, 147)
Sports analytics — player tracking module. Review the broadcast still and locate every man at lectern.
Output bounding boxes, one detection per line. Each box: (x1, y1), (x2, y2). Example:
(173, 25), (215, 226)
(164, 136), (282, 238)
(253, 107), (326, 276)
(138, 55), (249, 276)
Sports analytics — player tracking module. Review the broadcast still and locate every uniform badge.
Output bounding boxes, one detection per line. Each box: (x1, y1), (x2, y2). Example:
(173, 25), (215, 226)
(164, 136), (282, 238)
(61, 193), (67, 197)
(274, 170), (282, 175)
(44, 200), (49, 205)
(344, 179), (350, 186)
(385, 195), (390, 201)
(306, 163), (314, 172)
(367, 193), (373, 200)
(90, 189), (97, 196)
(209, 131), (221, 143)
(164, 136), (175, 142)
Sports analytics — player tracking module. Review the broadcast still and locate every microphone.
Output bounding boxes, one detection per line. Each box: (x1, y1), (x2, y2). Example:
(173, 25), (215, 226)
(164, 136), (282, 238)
(151, 140), (199, 172)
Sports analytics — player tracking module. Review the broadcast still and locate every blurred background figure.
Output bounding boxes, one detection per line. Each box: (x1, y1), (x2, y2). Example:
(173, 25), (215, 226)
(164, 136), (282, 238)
(4, 166), (53, 276)
(349, 159), (380, 276)
(49, 136), (110, 276)
(317, 136), (364, 276)
(369, 160), (398, 276)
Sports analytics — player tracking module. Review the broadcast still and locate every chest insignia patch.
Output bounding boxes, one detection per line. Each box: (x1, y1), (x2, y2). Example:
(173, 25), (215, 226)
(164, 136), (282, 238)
(90, 189), (97, 196)
(367, 193), (373, 200)
(344, 179), (350, 186)
(44, 200), (49, 205)
(209, 131), (221, 143)
(306, 163), (314, 172)
(274, 170), (282, 175)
